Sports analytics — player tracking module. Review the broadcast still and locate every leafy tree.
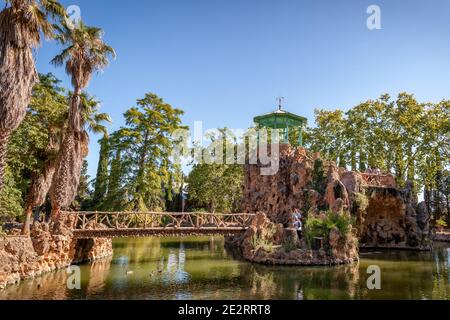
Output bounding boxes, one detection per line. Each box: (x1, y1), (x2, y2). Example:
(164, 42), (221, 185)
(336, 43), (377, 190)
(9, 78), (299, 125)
(103, 134), (126, 211)
(306, 93), (450, 222)
(0, 0), (66, 191)
(187, 129), (244, 213)
(18, 74), (68, 233)
(0, 167), (23, 223)
(101, 93), (185, 211)
(92, 134), (110, 206)
(0, 73), (68, 231)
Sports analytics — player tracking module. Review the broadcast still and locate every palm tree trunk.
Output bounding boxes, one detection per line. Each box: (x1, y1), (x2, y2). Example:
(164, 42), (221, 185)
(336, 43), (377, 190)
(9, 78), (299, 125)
(0, 129), (11, 191)
(50, 87), (86, 221)
(51, 131), (85, 220)
(22, 203), (33, 236)
(21, 163), (56, 235)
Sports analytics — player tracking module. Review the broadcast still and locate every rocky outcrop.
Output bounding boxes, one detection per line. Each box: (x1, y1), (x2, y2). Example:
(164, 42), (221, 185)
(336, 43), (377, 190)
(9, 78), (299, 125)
(345, 177), (431, 249)
(0, 236), (39, 289)
(226, 212), (358, 265)
(242, 145), (318, 226)
(0, 217), (113, 289)
(237, 144), (431, 262)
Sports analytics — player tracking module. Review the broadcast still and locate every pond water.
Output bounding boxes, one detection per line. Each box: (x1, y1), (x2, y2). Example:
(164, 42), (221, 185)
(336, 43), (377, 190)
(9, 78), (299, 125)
(1, 237), (449, 300)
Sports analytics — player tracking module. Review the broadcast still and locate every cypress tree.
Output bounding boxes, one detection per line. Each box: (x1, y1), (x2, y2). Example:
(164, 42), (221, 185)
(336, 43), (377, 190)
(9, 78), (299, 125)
(93, 134), (110, 205)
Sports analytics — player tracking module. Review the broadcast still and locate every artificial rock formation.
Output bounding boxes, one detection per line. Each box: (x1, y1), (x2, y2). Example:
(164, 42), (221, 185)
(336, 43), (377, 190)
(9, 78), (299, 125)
(232, 144), (431, 266)
(0, 215), (112, 289)
(226, 212), (358, 265)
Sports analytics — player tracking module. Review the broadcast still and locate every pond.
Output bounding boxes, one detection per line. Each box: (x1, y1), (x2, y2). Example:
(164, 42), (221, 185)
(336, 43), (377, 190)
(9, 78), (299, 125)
(1, 237), (449, 300)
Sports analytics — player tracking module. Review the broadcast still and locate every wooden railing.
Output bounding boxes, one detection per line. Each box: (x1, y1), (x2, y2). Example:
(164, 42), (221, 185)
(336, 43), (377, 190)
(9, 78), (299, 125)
(64, 211), (255, 232)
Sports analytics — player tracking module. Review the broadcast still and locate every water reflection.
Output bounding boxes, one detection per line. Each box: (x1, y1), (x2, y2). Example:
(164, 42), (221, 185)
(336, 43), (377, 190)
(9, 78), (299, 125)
(0, 237), (449, 300)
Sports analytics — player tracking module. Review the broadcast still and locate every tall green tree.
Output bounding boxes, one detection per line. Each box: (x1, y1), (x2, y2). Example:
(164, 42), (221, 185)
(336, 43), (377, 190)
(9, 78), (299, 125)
(18, 73), (68, 234)
(50, 20), (115, 219)
(103, 132), (126, 211)
(0, 0), (66, 191)
(306, 93), (450, 222)
(106, 93), (185, 211)
(92, 134), (110, 206)
(187, 129), (244, 213)
(0, 73), (67, 231)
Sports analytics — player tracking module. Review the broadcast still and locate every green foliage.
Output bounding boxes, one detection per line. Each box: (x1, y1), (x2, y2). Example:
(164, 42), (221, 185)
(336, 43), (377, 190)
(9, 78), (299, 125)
(282, 237), (297, 252)
(305, 93), (449, 187)
(304, 212), (353, 249)
(354, 192), (369, 211)
(96, 93), (185, 212)
(0, 167), (23, 222)
(436, 219), (447, 228)
(186, 129), (244, 213)
(311, 158), (327, 194)
(4, 73), (68, 221)
(93, 134), (110, 205)
(8, 73), (67, 179)
(187, 163), (243, 213)
(251, 234), (274, 253)
(250, 224), (277, 253)
(305, 93), (449, 221)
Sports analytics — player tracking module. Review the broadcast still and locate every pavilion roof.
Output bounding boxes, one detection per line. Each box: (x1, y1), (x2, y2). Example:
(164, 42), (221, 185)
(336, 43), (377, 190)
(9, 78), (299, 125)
(254, 107), (308, 124)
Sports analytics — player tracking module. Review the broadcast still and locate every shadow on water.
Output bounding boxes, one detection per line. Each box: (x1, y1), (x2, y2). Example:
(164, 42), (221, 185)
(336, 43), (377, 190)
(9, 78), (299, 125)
(0, 237), (449, 300)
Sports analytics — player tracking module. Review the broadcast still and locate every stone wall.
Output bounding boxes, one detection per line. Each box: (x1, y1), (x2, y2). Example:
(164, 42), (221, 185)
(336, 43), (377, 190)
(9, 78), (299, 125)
(0, 236), (39, 289)
(0, 218), (113, 289)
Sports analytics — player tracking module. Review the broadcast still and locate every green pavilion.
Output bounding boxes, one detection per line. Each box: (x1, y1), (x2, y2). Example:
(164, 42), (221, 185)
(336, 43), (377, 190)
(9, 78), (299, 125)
(253, 101), (308, 146)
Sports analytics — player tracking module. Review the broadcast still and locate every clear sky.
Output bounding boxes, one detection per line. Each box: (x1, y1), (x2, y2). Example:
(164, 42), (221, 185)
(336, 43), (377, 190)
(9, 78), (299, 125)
(22, 0), (450, 178)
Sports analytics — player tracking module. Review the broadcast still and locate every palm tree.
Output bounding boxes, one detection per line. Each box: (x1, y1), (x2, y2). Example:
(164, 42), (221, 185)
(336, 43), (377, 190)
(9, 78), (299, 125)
(49, 21), (114, 219)
(0, 0), (66, 191)
(22, 92), (110, 234)
(22, 129), (60, 234)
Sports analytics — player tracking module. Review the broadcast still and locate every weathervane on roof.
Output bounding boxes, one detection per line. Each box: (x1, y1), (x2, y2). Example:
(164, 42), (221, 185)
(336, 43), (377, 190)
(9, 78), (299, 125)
(276, 97), (285, 111)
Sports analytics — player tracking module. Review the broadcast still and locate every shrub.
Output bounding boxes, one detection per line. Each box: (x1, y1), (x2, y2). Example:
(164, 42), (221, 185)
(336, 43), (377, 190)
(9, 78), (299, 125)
(436, 219), (447, 228)
(304, 211), (353, 249)
(251, 234), (274, 253)
(282, 237), (297, 252)
(250, 224), (277, 253)
(0, 168), (23, 223)
(354, 192), (369, 211)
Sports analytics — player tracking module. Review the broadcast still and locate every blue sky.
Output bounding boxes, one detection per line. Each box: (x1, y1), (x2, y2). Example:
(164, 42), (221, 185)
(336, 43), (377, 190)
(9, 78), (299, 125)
(20, 0), (450, 178)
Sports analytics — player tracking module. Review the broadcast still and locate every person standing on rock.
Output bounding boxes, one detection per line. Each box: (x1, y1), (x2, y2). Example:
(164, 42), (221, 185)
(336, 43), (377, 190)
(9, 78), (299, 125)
(292, 208), (303, 239)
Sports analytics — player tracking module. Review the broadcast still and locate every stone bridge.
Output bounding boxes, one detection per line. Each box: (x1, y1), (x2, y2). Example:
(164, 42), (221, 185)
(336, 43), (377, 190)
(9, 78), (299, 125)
(65, 211), (254, 239)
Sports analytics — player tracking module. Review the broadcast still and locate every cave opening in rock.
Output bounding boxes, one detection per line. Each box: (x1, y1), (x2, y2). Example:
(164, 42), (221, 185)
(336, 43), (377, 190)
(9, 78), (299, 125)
(360, 188), (407, 247)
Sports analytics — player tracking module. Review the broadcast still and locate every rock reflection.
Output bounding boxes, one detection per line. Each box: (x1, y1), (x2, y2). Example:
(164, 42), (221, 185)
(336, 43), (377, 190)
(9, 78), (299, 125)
(0, 269), (69, 300)
(234, 261), (361, 300)
(85, 257), (112, 296)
